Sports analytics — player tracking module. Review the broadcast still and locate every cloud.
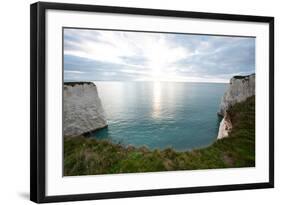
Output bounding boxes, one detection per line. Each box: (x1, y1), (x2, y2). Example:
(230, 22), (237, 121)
(64, 29), (255, 82)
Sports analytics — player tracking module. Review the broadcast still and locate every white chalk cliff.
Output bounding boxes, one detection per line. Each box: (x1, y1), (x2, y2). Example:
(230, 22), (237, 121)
(64, 82), (107, 137)
(217, 74), (255, 139)
(217, 113), (233, 140)
(218, 74), (255, 116)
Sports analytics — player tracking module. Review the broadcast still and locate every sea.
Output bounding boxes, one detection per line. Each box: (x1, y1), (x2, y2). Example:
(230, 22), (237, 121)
(91, 81), (227, 151)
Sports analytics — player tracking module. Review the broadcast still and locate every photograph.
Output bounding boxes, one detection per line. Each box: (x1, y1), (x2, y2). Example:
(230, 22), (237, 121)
(29, 2), (274, 202)
(63, 28), (256, 176)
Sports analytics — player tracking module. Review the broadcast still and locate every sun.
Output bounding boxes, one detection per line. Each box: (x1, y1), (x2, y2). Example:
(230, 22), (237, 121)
(148, 53), (166, 81)
(151, 67), (162, 81)
(144, 36), (187, 82)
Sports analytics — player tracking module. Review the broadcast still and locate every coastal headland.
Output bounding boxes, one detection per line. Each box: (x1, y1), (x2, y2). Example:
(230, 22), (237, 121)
(64, 75), (255, 176)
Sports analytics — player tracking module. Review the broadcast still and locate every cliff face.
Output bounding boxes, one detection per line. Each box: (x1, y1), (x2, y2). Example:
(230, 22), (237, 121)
(64, 82), (107, 137)
(217, 113), (232, 139)
(217, 74), (255, 139)
(218, 74), (255, 116)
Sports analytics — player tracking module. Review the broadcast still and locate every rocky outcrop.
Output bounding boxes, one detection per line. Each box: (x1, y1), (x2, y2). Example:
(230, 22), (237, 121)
(218, 74), (255, 116)
(217, 74), (255, 139)
(64, 82), (107, 137)
(217, 112), (233, 139)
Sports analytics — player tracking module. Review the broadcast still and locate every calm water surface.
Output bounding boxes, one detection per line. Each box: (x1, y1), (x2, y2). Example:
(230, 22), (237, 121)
(91, 81), (226, 151)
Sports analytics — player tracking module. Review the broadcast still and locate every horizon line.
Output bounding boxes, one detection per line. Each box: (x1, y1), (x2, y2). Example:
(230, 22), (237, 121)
(64, 80), (229, 84)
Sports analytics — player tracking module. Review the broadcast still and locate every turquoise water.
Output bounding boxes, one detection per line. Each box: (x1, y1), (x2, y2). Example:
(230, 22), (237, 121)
(91, 81), (227, 151)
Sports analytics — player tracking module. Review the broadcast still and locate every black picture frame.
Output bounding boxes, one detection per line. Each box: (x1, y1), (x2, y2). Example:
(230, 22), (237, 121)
(30, 2), (274, 203)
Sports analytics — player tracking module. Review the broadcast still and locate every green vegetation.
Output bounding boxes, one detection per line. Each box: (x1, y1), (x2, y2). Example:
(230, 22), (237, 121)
(64, 96), (255, 176)
(64, 82), (94, 86)
(233, 73), (254, 79)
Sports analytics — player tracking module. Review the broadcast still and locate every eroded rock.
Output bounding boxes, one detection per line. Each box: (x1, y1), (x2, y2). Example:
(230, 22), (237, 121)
(218, 74), (255, 116)
(64, 82), (107, 137)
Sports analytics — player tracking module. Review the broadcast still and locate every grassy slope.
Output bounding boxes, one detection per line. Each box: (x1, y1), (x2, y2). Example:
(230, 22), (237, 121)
(64, 96), (255, 176)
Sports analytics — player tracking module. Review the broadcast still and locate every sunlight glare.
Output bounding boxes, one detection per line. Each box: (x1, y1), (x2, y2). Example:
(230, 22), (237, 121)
(152, 82), (162, 118)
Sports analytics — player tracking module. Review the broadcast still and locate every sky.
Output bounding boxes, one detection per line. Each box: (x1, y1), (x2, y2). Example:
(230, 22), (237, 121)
(64, 28), (255, 83)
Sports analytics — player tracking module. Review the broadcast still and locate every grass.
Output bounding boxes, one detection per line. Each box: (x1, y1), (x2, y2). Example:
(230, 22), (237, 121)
(64, 82), (94, 86)
(233, 73), (255, 79)
(64, 96), (255, 176)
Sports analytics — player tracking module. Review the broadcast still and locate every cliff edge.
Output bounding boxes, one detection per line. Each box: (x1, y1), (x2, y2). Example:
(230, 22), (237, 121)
(217, 74), (255, 139)
(218, 74), (255, 116)
(64, 82), (107, 137)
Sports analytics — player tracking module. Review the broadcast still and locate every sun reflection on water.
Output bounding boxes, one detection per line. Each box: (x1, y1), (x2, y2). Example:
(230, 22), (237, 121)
(152, 82), (162, 119)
